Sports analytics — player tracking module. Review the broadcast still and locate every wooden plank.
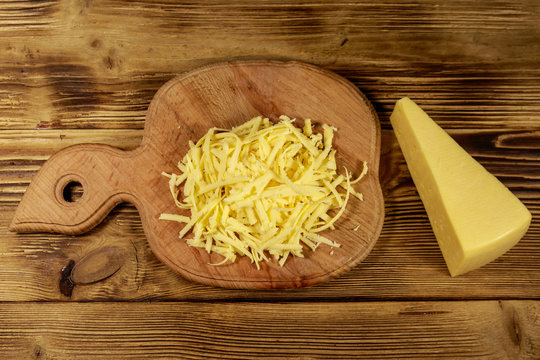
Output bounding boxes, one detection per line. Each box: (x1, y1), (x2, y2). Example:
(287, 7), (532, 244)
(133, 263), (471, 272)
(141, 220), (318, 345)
(1, 201), (537, 302)
(0, 1), (538, 130)
(0, 129), (142, 156)
(1, 61), (539, 130)
(1, 129), (536, 203)
(0, 300), (539, 359)
(1, 128), (538, 300)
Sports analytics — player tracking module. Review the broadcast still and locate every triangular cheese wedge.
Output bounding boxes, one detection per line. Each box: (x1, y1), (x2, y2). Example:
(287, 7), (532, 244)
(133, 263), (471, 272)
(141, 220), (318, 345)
(390, 97), (531, 276)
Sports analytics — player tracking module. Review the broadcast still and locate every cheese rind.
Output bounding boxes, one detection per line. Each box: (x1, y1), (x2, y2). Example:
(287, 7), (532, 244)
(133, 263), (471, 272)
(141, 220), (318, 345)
(390, 97), (531, 276)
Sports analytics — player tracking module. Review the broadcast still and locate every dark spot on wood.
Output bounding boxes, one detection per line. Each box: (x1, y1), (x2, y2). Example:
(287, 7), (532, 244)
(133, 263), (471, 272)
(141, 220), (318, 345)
(104, 56), (114, 70)
(130, 240), (141, 290)
(450, 131), (540, 161)
(495, 131), (540, 149)
(503, 304), (522, 347)
(512, 313), (522, 346)
(60, 260), (75, 297)
(41, 63), (90, 76)
(499, 301), (523, 357)
(398, 311), (450, 315)
(37, 120), (62, 129)
(379, 130), (405, 195)
(0, 159), (45, 167)
(90, 39), (102, 48)
(340, 38), (349, 46)
(34, 345), (42, 358)
(59, 134), (66, 140)
(35, 63), (108, 115)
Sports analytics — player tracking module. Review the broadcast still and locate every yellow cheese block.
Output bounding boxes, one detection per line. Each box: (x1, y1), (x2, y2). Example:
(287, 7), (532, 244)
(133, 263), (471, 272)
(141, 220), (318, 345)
(390, 97), (531, 276)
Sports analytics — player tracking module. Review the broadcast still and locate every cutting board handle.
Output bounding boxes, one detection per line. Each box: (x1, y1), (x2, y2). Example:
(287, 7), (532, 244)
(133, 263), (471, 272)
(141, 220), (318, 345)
(9, 143), (145, 235)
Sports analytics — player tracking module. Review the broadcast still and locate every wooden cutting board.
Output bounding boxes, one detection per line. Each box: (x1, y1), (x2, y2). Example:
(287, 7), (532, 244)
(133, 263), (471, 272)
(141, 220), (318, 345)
(9, 60), (384, 289)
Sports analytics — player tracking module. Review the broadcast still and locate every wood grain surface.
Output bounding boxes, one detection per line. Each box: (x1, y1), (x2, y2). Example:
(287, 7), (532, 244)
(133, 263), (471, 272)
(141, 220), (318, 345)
(1, 301), (539, 359)
(0, 0), (539, 358)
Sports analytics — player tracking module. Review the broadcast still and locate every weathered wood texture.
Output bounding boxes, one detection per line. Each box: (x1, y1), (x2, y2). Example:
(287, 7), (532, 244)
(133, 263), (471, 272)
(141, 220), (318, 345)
(0, 301), (539, 359)
(1, 1), (539, 131)
(0, 0), (539, 358)
(1, 128), (537, 301)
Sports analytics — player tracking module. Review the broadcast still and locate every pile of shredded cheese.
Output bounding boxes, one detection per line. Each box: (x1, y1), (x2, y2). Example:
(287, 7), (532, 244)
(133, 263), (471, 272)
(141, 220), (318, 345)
(160, 115), (367, 268)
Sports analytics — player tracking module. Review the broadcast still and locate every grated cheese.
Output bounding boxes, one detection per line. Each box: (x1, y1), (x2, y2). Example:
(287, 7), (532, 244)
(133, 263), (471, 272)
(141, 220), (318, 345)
(160, 115), (368, 269)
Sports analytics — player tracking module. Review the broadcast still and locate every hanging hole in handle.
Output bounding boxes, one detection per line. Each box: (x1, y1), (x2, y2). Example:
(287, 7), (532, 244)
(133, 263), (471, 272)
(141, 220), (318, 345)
(55, 175), (86, 206)
(63, 181), (84, 203)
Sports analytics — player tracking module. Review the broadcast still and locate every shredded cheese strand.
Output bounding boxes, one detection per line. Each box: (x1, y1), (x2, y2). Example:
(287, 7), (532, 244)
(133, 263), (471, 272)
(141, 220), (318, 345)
(160, 115), (367, 268)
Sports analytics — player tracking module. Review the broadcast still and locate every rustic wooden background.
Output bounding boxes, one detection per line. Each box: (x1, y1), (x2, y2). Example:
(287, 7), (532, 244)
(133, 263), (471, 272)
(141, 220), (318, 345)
(1, 0), (539, 358)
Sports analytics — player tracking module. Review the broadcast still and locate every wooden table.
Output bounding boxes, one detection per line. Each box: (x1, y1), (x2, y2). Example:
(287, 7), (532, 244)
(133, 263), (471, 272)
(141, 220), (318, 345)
(1, 1), (539, 358)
